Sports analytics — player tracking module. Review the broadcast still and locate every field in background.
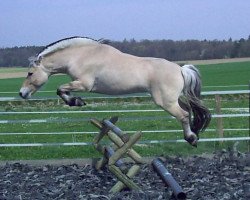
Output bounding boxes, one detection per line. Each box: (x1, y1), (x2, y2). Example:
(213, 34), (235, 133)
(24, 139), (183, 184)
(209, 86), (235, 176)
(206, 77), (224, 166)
(1, 56), (250, 81)
(0, 67), (27, 79)
(0, 60), (249, 160)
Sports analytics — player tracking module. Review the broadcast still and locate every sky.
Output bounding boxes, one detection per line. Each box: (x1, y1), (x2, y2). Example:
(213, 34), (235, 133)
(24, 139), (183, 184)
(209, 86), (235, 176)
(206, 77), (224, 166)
(1, 0), (250, 47)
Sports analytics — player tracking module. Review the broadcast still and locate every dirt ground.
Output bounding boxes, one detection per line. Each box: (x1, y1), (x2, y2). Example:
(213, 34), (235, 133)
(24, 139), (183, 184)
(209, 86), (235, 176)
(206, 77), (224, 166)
(0, 72), (27, 79)
(0, 150), (249, 200)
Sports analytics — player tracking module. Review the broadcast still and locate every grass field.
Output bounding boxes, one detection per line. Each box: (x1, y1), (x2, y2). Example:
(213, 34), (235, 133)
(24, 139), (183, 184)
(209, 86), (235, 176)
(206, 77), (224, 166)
(0, 67), (29, 73)
(0, 61), (249, 160)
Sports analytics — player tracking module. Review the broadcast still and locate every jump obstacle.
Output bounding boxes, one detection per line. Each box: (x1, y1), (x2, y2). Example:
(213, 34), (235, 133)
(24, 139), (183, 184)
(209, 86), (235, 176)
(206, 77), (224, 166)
(152, 158), (187, 199)
(90, 116), (143, 193)
(90, 116), (186, 199)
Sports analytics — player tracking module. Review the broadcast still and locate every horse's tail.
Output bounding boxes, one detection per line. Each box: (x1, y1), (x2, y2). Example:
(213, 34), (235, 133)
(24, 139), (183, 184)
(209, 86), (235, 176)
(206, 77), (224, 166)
(180, 64), (211, 136)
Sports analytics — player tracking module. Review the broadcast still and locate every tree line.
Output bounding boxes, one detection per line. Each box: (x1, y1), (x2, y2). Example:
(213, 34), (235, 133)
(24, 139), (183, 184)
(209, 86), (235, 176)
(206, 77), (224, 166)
(1, 36), (250, 67)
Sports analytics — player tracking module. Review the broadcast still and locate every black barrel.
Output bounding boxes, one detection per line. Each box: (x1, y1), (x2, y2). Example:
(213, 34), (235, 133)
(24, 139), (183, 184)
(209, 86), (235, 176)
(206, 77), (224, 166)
(152, 158), (186, 199)
(103, 119), (130, 142)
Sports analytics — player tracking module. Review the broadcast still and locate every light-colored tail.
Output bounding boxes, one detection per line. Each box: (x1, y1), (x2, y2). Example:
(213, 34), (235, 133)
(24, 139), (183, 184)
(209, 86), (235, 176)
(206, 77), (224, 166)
(180, 65), (211, 136)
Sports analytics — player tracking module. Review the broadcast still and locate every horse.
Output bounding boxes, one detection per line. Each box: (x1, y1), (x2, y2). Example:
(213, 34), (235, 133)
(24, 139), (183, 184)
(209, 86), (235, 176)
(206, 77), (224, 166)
(19, 36), (211, 147)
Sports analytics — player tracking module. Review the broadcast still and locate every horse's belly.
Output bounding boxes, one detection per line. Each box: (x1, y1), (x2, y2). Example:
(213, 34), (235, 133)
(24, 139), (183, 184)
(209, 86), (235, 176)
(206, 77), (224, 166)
(91, 77), (147, 95)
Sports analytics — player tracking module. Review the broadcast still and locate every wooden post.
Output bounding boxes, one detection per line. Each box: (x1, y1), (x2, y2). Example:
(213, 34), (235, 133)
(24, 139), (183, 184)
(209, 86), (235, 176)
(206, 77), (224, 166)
(95, 146), (126, 171)
(91, 119), (108, 147)
(94, 143), (108, 170)
(107, 131), (143, 164)
(108, 165), (141, 191)
(110, 165), (140, 193)
(215, 94), (224, 141)
(95, 157), (108, 170)
(108, 131), (142, 165)
(105, 146), (127, 172)
(103, 119), (130, 143)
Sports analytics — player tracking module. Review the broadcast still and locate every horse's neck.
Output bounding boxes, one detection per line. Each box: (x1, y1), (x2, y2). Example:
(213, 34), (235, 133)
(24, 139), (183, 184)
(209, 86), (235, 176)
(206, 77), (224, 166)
(42, 54), (71, 75)
(42, 45), (96, 77)
(50, 65), (68, 75)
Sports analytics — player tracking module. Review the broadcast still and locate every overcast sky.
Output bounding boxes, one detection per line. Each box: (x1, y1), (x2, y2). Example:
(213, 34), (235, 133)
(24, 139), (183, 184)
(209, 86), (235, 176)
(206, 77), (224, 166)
(1, 0), (250, 47)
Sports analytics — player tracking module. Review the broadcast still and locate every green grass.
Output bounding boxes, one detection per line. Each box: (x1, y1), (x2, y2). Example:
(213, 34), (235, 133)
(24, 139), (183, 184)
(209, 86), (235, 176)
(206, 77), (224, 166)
(197, 61), (250, 91)
(0, 75), (71, 95)
(0, 67), (28, 73)
(0, 94), (248, 160)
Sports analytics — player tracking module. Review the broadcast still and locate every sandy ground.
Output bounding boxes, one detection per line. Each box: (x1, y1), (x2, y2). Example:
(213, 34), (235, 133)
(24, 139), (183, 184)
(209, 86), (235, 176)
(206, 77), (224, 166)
(0, 72), (27, 79)
(0, 57), (250, 79)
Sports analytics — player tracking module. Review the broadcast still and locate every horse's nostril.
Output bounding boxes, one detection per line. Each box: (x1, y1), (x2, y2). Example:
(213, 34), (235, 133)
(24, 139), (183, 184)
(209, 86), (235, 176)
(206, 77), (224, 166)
(19, 92), (23, 97)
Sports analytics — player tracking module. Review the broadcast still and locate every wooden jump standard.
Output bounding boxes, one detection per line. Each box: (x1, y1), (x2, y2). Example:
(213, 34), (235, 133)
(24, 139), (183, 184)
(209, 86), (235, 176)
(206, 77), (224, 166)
(90, 116), (144, 193)
(91, 116), (186, 198)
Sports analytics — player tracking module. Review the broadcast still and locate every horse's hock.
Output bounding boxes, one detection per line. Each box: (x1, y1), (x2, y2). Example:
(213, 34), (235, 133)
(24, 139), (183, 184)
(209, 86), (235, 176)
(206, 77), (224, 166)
(90, 116), (144, 193)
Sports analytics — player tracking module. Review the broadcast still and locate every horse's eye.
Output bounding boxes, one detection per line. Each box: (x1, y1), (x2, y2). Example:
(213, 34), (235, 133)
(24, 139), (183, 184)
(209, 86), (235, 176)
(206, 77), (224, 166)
(28, 72), (33, 76)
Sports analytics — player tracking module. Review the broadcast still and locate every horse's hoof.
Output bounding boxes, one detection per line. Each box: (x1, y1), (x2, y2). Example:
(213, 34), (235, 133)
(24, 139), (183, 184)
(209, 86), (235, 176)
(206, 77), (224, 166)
(185, 134), (198, 148)
(76, 97), (86, 106)
(192, 143), (197, 148)
(68, 97), (86, 106)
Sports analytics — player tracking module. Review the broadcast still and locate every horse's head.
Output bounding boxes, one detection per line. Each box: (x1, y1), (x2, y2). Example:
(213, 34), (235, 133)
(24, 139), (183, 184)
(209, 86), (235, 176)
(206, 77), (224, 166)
(19, 58), (49, 99)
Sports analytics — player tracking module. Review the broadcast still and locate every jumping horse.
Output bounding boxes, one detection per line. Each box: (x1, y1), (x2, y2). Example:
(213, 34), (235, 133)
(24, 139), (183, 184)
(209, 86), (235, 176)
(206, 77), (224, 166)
(19, 36), (211, 147)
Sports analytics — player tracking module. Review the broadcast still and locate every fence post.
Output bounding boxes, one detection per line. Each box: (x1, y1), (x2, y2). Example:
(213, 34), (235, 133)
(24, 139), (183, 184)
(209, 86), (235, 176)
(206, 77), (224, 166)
(215, 94), (224, 142)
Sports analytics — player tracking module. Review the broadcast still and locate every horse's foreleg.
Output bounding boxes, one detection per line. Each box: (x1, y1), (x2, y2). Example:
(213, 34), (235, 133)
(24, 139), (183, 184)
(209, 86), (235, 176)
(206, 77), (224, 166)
(57, 80), (86, 106)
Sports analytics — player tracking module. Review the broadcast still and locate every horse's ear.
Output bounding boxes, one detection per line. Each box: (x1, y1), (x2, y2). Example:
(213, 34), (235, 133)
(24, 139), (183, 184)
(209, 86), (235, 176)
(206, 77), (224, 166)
(98, 38), (110, 44)
(29, 56), (42, 67)
(28, 56), (37, 67)
(28, 56), (36, 63)
(35, 56), (42, 65)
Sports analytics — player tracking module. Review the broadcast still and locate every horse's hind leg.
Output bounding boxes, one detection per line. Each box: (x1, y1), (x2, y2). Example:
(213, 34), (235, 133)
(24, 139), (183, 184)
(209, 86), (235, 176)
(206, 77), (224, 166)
(151, 91), (198, 147)
(165, 102), (198, 147)
(57, 80), (87, 106)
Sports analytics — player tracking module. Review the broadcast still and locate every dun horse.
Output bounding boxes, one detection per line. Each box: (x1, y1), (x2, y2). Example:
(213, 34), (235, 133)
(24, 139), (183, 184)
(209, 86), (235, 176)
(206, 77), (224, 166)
(19, 37), (211, 147)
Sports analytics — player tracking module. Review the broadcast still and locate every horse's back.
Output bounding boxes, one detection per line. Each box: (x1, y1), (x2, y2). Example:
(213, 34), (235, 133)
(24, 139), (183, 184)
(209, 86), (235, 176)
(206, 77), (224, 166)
(70, 43), (184, 96)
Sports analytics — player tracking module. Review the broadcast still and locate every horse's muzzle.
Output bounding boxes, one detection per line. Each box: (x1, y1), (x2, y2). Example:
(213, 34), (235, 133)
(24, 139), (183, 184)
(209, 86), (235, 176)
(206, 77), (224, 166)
(19, 87), (31, 99)
(19, 91), (29, 99)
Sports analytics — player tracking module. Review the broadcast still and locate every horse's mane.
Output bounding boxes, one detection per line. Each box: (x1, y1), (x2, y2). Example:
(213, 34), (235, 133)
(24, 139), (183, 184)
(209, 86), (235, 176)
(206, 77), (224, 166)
(37, 36), (105, 59)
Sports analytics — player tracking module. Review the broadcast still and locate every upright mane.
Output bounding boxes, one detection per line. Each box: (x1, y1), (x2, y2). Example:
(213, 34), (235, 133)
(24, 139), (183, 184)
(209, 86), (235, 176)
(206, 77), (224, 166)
(37, 36), (100, 59)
